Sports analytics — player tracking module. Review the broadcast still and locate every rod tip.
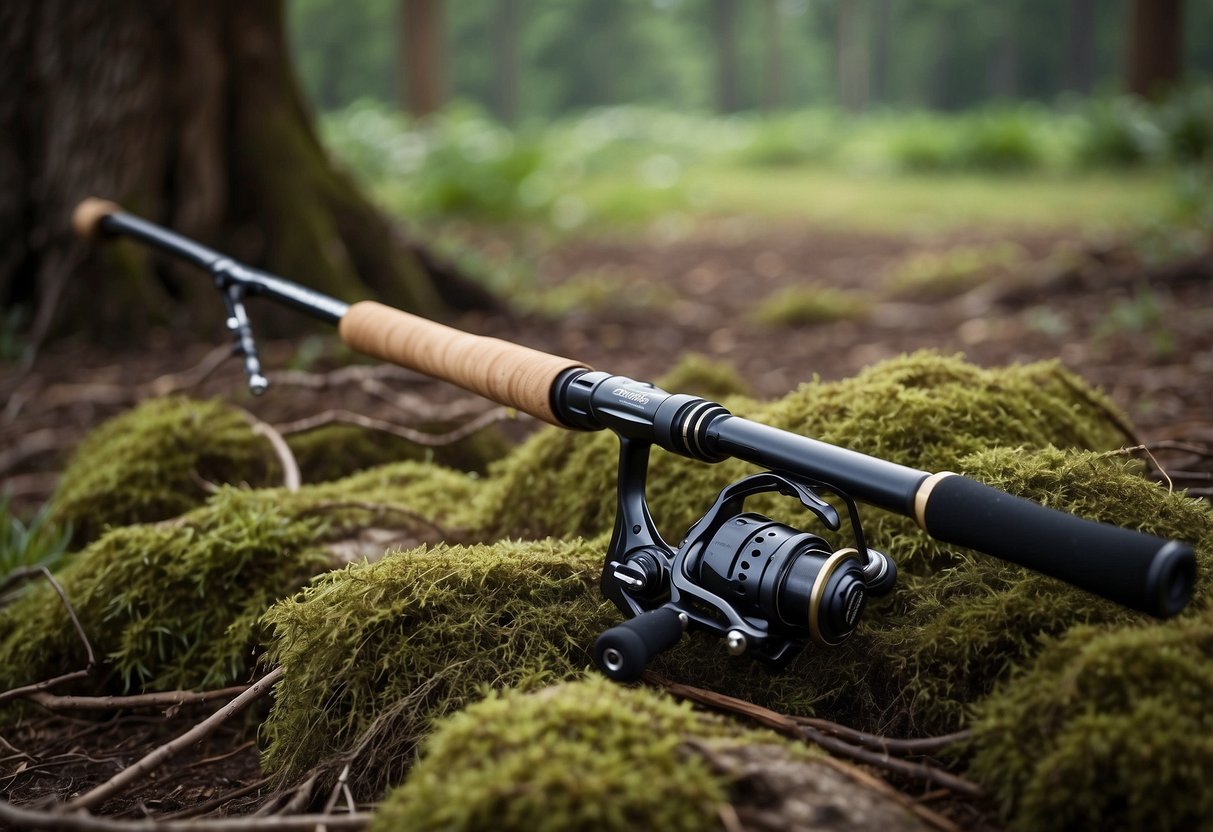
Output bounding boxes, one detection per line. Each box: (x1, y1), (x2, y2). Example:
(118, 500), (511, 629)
(72, 198), (122, 240)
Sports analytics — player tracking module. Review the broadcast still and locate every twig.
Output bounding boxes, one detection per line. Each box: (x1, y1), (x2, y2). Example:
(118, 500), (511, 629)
(157, 777), (271, 820)
(279, 771), (320, 816)
(0, 567), (96, 705)
(0, 428), (69, 476)
(142, 346), (233, 398)
(320, 764), (351, 816)
(0, 565), (45, 599)
(185, 739), (258, 770)
(647, 674), (983, 799)
(238, 410), (300, 493)
(791, 716), (973, 756)
(300, 501), (451, 540)
(0, 800), (370, 830)
(274, 407), (511, 447)
(66, 667), (285, 813)
(28, 684), (250, 714)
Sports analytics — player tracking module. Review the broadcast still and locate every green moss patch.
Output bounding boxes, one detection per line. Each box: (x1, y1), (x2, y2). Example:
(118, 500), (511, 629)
(50, 397), (281, 545)
(970, 611), (1213, 831)
(0, 461), (479, 697)
(372, 676), (739, 832)
(259, 538), (617, 795)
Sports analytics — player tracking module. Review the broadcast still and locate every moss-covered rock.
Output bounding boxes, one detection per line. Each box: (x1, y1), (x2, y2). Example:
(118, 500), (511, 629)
(259, 538), (618, 795)
(0, 488), (329, 693)
(372, 677), (737, 832)
(50, 397), (281, 545)
(0, 460), (479, 696)
(970, 611), (1213, 831)
(654, 352), (752, 401)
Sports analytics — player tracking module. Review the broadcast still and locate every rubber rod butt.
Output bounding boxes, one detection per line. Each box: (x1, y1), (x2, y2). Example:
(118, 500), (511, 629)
(72, 198), (122, 240)
(920, 474), (1195, 618)
(594, 607), (684, 682)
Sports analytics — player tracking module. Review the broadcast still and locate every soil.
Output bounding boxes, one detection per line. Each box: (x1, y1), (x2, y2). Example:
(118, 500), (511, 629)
(1, 220), (1210, 828)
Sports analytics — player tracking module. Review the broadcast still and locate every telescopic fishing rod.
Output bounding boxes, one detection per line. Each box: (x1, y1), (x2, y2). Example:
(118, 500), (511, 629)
(72, 198), (1196, 681)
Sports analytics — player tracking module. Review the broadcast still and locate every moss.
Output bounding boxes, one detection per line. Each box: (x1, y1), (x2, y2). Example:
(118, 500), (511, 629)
(0, 489), (329, 693)
(655, 353), (752, 402)
(259, 538), (618, 795)
(885, 242), (1027, 298)
(285, 421), (511, 482)
(0, 460), (479, 698)
(372, 677), (739, 832)
(970, 612), (1213, 831)
(50, 397), (281, 545)
(749, 284), (873, 327)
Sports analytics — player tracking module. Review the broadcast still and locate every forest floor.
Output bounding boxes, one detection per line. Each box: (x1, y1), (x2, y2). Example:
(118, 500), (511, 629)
(1, 219), (1211, 829)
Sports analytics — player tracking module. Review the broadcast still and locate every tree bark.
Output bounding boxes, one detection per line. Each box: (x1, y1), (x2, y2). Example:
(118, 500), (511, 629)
(762, 0), (783, 112)
(1065, 0), (1097, 94)
(1126, 0), (1184, 99)
(493, 0), (520, 124)
(836, 0), (869, 113)
(0, 0), (491, 349)
(401, 0), (447, 118)
(712, 0), (741, 114)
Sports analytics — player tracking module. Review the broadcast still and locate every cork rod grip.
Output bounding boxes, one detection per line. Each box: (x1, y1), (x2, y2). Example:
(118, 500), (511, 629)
(339, 301), (587, 426)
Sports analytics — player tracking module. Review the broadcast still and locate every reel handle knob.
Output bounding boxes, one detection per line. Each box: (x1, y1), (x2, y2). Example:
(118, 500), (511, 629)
(594, 607), (685, 682)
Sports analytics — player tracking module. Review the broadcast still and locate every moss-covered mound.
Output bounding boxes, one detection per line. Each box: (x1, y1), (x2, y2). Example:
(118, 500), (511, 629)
(0, 489), (329, 692)
(0, 461), (478, 696)
(372, 676), (737, 832)
(48, 395), (510, 547)
(259, 538), (618, 795)
(971, 611), (1213, 831)
(50, 397), (282, 544)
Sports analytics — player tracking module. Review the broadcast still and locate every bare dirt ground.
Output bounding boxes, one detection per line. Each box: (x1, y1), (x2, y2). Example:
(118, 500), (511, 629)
(1, 221), (1211, 828)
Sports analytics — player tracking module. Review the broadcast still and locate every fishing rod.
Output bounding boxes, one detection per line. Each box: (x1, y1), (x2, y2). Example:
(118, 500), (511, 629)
(72, 198), (1196, 682)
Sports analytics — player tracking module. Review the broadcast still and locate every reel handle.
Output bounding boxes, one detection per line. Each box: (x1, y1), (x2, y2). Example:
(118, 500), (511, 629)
(594, 607), (685, 682)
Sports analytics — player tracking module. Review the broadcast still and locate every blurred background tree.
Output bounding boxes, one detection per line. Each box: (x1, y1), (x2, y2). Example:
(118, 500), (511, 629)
(0, 0), (492, 352)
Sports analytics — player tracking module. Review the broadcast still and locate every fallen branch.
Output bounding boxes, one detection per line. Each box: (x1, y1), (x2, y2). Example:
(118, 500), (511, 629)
(157, 777), (271, 821)
(239, 410), (301, 493)
(0, 801), (369, 831)
(791, 716), (972, 756)
(27, 684), (251, 714)
(274, 407), (511, 448)
(66, 667), (285, 813)
(0, 567), (95, 706)
(648, 673), (983, 799)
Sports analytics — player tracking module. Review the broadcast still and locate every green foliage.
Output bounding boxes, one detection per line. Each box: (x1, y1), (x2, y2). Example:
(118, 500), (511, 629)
(0, 494), (72, 578)
(971, 612), (1213, 831)
(259, 538), (616, 795)
(49, 397), (281, 545)
(373, 677), (737, 832)
(886, 242), (1026, 298)
(749, 284), (873, 326)
(1073, 97), (1167, 169)
(654, 353), (751, 402)
(0, 489), (331, 693)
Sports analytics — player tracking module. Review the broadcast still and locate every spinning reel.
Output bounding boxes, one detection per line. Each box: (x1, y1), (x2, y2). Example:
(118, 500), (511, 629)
(594, 437), (897, 681)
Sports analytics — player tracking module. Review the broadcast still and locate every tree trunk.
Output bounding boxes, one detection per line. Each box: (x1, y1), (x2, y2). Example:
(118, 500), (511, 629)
(712, 0), (741, 114)
(1065, 0), (1097, 94)
(987, 4), (1021, 99)
(401, 0), (447, 118)
(762, 0), (783, 112)
(870, 0), (892, 106)
(836, 0), (869, 113)
(1126, 0), (1184, 99)
(492, 0), (520, 124)
(0, 0), (492, 348)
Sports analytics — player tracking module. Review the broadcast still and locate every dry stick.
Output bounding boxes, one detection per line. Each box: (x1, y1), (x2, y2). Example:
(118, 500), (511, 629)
(157, 777), (272, 821)
(66, 667), (285, 813)
(0, 427), (68, 476)
(279, 771), (320, 816)
(27, 684), (250, 713)
(320, 764), (351, 816)
(0, 801), (370, 831)
(792, 716), (973, 756)
(0, 567), (97, 706)
(238, 410), (301, 493)
(648, 675), (984, 799)
(142, 345), (234, 398)
(300, 501), (451, 540)
(274, 407), (511, 448)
